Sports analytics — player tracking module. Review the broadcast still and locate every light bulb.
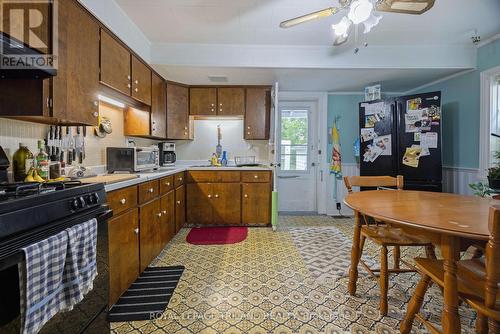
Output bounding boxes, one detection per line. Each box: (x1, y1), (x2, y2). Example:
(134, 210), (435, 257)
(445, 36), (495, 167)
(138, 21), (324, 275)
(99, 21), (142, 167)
(332, 16), (352, 37)
(348, 0), (374, 24)
(363, 12), (382, 33)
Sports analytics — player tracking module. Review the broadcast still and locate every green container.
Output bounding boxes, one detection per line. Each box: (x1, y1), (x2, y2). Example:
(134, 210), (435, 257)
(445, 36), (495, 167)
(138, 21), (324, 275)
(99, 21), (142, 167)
(12, 143), (34, 182)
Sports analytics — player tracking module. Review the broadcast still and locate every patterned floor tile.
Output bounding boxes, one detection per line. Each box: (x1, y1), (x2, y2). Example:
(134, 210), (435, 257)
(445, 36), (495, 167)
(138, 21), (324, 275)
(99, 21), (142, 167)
(111, 216), (476, 334)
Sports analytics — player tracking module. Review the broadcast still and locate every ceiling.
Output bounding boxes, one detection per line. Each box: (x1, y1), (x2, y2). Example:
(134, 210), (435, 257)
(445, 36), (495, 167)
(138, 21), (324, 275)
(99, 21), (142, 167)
(155, 66), (463, 92)
(111, 0), (500, 91)
(115, 0), (500, 46)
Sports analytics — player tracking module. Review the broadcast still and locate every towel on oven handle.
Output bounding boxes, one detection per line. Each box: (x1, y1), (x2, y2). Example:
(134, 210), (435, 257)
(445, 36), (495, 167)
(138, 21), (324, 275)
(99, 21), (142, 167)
(62, 218), (98, 310)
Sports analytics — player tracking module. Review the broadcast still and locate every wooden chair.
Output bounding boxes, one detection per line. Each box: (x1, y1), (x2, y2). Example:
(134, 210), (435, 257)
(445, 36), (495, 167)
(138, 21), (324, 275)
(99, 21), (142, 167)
(401, 205), (500, 334)
(344, 175), (435, 316)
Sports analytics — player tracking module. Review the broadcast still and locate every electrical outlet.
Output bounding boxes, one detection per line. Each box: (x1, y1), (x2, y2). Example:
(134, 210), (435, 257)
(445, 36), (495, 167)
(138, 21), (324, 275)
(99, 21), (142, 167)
(336, 202), (341, 211)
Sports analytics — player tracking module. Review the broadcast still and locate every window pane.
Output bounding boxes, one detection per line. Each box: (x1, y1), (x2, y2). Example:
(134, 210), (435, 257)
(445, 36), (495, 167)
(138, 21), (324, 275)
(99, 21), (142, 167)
(490, 76), (500, 167)
(280, 108), (309, 171)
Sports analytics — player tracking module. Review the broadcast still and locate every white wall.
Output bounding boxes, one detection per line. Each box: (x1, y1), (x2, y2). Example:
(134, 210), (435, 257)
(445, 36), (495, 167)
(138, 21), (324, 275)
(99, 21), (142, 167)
(175, 119), (270, 164)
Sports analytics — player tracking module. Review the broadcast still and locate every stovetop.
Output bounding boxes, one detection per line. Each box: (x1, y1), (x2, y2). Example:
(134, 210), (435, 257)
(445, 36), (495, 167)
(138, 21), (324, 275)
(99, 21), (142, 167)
(0, 181), (107, 239)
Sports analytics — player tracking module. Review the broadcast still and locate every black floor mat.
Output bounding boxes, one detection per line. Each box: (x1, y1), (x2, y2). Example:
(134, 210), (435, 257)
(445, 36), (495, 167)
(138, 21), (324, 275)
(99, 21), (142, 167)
(108, 266), (185, 322)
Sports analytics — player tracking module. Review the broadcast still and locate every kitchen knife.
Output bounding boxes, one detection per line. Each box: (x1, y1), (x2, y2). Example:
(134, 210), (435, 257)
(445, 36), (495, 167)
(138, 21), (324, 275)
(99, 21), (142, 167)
(82, 126), (86, 161)
(67, 126), (73, 165)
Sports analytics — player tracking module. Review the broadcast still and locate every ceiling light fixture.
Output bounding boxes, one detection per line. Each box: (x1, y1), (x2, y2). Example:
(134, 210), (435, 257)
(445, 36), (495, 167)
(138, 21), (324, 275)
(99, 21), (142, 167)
(332, 16), (352, 38)
(363, 12), (382, 33)
(347, 0), (374, 24)
(98, 95), (125, 108)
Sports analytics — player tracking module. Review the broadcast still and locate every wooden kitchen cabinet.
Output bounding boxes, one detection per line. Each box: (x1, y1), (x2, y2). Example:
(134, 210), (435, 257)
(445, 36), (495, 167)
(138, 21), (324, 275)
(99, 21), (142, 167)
(242, 183), (271, 226)
(139, 198), (161, 272)
(186, 183), (213, 225)
(217, 87), (245, 116)
(166, 83), (190, 139)
(160, 175), (174, 195)
(175, 185), (186, 232)
(107, 186), (138, 216)
(212, 183), (241, 225)
(131, 56), (152, 105)
(160, 191), (175, 245)
(124, 107), (150, 137)
(245, 88), (271, 140)
(138, 180), (159, 204)
(108, 208), (140, 306)
(189, 87), (217, 116)
(151, 73), (167, 138)
(100, 29), (131, 97)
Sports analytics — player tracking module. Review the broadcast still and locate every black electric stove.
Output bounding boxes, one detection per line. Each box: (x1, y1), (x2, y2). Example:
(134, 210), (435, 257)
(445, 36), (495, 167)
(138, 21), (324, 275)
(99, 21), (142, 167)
(0, 181), (112, 333)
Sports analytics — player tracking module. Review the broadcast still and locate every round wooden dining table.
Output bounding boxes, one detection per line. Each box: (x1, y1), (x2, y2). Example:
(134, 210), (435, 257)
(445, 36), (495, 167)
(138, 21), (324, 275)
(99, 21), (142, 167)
(344, 190), (498, 334)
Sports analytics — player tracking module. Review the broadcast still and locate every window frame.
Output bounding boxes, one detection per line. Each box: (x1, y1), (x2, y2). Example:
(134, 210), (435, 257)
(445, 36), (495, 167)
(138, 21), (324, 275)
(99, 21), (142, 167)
(479, 65), (500, 180)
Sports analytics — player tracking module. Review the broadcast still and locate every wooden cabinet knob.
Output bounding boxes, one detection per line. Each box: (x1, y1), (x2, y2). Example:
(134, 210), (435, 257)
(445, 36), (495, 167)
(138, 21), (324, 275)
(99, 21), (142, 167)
(247, 132), (251, 135)
(177, 200), (181, 205)
(215, 194), (219, 198)
(247, 126), (251, 129)
(120, 198), (126, 205)
(211, 104), (215, 107)
(219, 109), (222, 112)
(134, 228), (139, 234)
(184, 132), (188, 135)
(165, 182), (170, 186)
(178, 177), (183, 181)
(162, 210), (167, 214)
(127, 83), (131, 88)
(135, 88), (139, 92)
(220, 103), (223, 106)
(244, 194), (248, 198)
(93, 101), (98, 107)
(157, 213), (162, 217)
(184, 127), (188, 130)
(93, 111), (99, 117)
(149, 188), (154, 193)
(135, 80), (139, 84)
(208, 195), (212, 198)
(127, 75), (131, 80)
(254, 175), (258, 179)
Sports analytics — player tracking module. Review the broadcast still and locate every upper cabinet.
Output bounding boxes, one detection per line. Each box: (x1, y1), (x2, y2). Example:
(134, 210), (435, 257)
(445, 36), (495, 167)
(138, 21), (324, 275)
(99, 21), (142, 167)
(151, 73), (166, 138)
(131, 56), (152, 105)
(245, 87), (271, 140)
(167, 83), (190, 140)
(189, 87), (217, 116)
(99, 30), (131, 97)
(217, 88), (245, 116)
(99, 29), (152, 106)
(189, 87), (245, 116)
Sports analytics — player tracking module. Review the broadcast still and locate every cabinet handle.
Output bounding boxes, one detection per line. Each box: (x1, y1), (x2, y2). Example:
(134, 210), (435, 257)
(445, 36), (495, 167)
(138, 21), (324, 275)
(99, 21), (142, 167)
(220, 103), (223, 106)
(165, 182), (170, 186)
(244, 194), (248, 198)
(247, 126), (251, 130)
(211, 109), (215, 112)
(135, 88), (139, 92)
(219, 109), (222, 112)
(93, 111), (99, 118)
(247, 132), (251, 135)
(127, 75), (131, 80)
(135, 80), (139, 84)
(149, 188), (154, 193)
(134, 228), (139, 234)
(162, 210), (167, 214)
(157, 213), (162, 217)
(215, 194), (219, 198)
(127, 83), (131, 88)
(208, 195), (212, 198)
(177, 200), (181, 205)
(120, 198), (126, 205)
(93, 101), (98, 107)
(184, 127), (188, 130)
(184, 132), (188, 136)
(178, 177), (183, 181)
(254, 175), (258, 179)
(211, 104), (215, 107)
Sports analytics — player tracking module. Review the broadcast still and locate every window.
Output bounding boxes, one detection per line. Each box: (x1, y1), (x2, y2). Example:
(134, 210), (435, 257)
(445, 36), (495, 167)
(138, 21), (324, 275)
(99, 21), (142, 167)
(279, 108), (309, 171)
(489, 76), (500, 167)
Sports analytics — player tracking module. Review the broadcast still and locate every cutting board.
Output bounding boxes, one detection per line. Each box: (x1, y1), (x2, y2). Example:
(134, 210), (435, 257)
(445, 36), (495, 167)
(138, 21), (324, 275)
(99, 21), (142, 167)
(80, 174), (138, 185)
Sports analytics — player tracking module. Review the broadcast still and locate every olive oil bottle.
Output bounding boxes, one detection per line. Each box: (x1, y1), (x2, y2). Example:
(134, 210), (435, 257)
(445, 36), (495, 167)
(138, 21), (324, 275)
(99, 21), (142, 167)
(12, 143), (34, 182)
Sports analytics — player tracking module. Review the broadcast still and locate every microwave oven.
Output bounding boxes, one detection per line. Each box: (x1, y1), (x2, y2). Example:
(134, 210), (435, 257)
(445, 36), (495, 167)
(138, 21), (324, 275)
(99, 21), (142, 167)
(106, 147), (159, 173)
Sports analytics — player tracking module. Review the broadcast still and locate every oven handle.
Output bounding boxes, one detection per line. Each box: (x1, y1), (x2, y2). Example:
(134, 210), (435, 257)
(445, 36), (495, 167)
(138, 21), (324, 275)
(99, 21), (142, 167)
(98, 209), (113, 224)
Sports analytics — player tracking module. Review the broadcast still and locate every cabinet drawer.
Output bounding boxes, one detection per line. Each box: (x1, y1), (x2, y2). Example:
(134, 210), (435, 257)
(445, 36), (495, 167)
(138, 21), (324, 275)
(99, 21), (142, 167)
(107, 186), (138, 215)
(160, 175), (174, 195)
(138, 180), (159, 204)
(174, 172), (185, 187)
(187, 171), (240, 183)
(241, 171), (271, 183)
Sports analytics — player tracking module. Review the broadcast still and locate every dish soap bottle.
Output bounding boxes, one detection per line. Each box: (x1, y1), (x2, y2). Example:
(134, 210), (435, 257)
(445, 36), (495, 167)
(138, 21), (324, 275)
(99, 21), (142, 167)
(13, 143), (34, 182)
(35, 140), (49, 181)
(221, 151), (228, 167)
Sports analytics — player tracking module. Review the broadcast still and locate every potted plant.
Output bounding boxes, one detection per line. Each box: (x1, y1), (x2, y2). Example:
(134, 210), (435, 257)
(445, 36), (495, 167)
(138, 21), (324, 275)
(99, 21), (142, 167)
(469, 182), (493, 197)
(488, 150), (500, 190)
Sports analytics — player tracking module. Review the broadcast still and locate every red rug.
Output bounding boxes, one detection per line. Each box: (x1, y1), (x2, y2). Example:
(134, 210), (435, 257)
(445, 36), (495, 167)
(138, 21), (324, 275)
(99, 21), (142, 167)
(186, 227), (248, 245)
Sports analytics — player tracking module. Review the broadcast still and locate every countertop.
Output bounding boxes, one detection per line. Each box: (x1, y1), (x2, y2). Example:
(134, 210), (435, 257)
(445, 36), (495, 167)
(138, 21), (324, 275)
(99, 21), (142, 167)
(97, 165), (272, 192)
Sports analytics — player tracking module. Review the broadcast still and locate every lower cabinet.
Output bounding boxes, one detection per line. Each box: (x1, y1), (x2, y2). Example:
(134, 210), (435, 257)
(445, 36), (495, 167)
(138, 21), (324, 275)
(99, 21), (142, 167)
(242, 183), (271, 226)
(139, 198), (161, 272)
(175, 185), (186, 232)
(160, 191), (176, 246)
(108, 208), (140, 306)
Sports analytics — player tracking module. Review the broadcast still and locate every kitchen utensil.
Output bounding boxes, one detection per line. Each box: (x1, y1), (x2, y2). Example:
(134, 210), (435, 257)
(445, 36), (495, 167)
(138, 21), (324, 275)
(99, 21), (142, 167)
(216, 125), (222, 158)
(67, 126), (74, 165)
(94, 116), (112, 138)
(75, 126), (83, 164)
(82, 126), (86, 161)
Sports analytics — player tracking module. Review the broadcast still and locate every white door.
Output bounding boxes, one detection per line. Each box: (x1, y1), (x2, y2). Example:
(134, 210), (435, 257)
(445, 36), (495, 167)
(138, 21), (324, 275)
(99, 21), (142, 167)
(277, 101), (318, 212)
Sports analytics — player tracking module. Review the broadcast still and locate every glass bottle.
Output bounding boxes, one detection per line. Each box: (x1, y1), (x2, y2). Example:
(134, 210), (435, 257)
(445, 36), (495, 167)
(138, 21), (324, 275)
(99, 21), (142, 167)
(12, 143), (34, 182)
(35, 140), (49, 180)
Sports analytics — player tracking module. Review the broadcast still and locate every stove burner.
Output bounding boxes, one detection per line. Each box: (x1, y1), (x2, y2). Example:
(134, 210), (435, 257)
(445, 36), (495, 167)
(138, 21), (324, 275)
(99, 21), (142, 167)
(0, 180), (83, 201)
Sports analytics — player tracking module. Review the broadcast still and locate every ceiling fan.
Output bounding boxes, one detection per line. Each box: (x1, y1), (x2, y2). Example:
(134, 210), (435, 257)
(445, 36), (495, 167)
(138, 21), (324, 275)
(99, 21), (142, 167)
(279, 0), (435, 45)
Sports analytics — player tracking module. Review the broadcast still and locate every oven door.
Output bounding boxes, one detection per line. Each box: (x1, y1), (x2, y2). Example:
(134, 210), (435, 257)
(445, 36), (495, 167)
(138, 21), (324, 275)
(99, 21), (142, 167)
(134, 148), (158, 171)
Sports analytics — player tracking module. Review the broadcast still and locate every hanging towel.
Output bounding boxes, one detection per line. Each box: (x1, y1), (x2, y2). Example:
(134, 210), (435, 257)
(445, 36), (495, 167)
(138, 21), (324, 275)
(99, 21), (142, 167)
(62, 218), (98, 309)
(19, 231), (69, 334)
(330, 120), (342, 177)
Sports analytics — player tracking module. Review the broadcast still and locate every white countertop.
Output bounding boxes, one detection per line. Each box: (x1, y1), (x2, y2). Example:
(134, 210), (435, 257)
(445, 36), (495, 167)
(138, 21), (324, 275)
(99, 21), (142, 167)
(103, 165), (271, 192)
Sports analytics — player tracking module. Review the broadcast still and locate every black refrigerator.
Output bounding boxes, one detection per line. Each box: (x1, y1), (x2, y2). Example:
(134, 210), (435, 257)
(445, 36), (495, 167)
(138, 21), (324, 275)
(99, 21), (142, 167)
(359, 91), (442, 192)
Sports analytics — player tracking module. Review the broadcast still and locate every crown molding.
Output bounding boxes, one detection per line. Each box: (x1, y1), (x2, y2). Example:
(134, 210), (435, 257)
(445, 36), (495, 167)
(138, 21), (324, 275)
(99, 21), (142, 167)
(403, 69), (476, 95)
(476, 33), (500, 48)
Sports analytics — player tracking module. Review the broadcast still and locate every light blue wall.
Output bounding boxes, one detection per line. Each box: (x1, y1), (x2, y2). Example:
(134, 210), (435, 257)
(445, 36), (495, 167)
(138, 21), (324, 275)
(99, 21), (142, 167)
(327, 38), (500, 169)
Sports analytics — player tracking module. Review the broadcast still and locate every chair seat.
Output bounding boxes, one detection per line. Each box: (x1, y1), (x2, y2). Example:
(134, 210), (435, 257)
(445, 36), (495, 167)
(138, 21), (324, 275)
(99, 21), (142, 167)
(361, 225), (432, 246)
(415, 258), (500, 309)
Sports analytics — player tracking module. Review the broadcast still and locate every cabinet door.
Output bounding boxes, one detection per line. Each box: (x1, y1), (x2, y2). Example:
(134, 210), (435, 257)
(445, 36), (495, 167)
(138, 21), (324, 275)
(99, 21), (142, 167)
(242, 183), (271, 226)
(124, 108), (150, 137)
(175, 185), (186, 232)
(217, 87), (245, 116)
(160, 191), (175, 246)
(108, 208), (139, 306)
(131, 56), (152, 105)
(100, 29), (131, 96)
(213, 183), (241, 225)
(139, 199), (161, 272)
(52, 0), (100, 125)
(245, 88), (271, 140)
(186, 183), (212, 225)
(166, 83), (190, 139)
(151, 73), (166, 138)
(189, 88), (217, 116)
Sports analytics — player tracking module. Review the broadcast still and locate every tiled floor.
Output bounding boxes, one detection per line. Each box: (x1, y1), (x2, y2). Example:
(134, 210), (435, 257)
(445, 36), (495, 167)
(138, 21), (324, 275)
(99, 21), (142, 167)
(111, 216), (476, 334)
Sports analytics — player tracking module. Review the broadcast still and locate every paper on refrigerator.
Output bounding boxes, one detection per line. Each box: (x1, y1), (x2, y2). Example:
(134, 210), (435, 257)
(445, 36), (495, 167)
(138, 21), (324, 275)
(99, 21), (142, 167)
(361, 128), (377, 142)
(420, 132), (438, 149)
(402, 147), (422, 168)
(373, 135), (392, 156)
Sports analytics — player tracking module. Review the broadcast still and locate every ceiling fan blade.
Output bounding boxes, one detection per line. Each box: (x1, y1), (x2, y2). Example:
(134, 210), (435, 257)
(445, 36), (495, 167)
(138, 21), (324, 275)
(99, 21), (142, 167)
(333, 34), (350, 46)
(375, 0), (435, 15)
(279, 7), (339, 28)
